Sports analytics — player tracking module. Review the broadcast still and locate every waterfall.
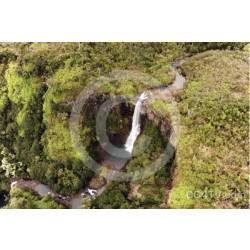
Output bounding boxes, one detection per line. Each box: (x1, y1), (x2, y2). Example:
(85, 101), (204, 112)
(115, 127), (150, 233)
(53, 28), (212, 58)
(125, 92), (147, 154)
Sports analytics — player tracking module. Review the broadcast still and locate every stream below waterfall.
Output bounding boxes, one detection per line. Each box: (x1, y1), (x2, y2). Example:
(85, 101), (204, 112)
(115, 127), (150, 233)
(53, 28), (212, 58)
(6, 56), (188, 209)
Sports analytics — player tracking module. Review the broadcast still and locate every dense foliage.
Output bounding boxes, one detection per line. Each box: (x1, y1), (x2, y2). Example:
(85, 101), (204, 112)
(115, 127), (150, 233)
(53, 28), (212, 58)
(6, 186), (64, 209)
(170, 50), (249, 208)
(91, 121), (175, 208)
(0, 42), (183, 197)
(0, 42), (249, 208)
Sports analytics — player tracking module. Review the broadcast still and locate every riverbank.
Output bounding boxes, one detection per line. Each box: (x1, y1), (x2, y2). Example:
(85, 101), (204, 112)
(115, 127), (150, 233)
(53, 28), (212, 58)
(10, 177), (104, 209)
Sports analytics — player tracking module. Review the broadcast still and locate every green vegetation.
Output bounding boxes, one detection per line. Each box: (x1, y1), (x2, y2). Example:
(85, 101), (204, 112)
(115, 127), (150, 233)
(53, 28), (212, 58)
(92, 121), (175, 208)
(0, 43), (249, 209)
(91, 181), (131, 209)
(0, 171), (10, 206)
(0, 42), (183, 197)
(170, 50), (249, 208)
(182, 42), (248, 54)
(6, 186), (64, 209)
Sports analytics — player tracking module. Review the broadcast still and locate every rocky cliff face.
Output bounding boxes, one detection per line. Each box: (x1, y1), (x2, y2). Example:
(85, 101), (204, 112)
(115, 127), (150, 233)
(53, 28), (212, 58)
(141, 100), (172, 140)
(80, 92), (173, 163)
(82, 92), (134, 145)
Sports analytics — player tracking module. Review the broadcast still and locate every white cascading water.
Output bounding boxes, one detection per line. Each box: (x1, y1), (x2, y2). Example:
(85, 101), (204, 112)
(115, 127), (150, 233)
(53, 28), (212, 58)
(125, 92), (147, 154)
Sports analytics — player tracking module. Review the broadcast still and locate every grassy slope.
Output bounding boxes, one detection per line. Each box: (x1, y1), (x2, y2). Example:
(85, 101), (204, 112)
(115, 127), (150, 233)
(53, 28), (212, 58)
(170, 50), (249, 208)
